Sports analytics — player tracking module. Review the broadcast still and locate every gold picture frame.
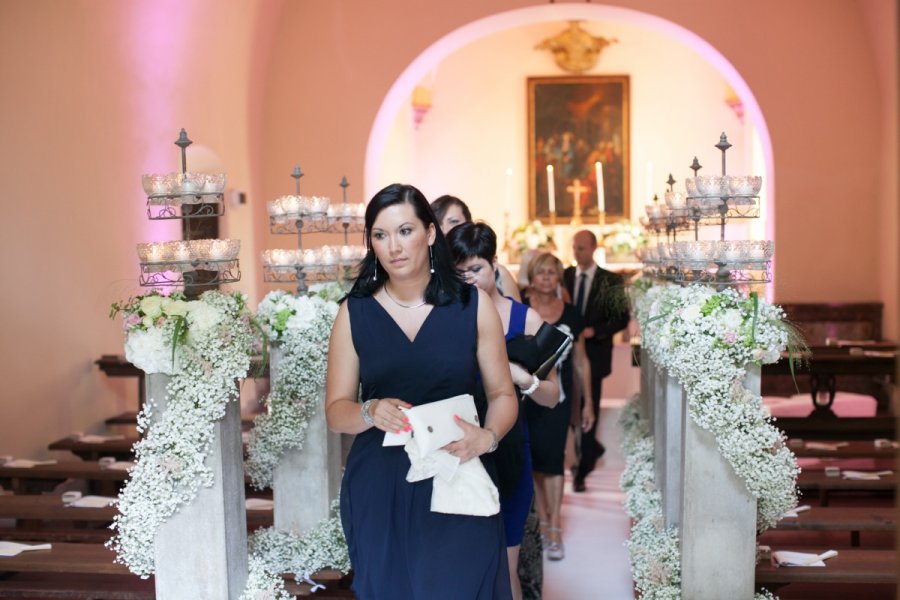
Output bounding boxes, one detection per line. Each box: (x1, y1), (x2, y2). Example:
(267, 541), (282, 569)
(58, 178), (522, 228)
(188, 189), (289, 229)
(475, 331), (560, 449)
(527, 75), (630, 223)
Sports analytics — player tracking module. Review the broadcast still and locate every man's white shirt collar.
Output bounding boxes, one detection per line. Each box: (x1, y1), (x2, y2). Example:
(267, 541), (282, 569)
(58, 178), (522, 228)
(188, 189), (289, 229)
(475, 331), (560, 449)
(575, 263), (598, 279)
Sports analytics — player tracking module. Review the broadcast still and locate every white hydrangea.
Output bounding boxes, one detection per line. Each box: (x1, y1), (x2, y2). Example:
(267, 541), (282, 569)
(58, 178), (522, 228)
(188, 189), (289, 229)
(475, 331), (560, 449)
(108, 291), (254, 578)
(124, 326), (181, 375)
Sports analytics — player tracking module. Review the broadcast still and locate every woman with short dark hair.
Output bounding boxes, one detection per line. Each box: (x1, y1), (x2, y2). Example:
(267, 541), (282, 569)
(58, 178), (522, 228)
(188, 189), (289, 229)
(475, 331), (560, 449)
(447, 221), (559, 600)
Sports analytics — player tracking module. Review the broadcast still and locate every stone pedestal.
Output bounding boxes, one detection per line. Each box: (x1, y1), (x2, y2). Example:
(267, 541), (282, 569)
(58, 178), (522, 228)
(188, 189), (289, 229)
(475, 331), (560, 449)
(145, 373), (248, 600)
(680, 375), (756, 599)
(270, 346), (342, 535)
(638, 347), (652, 420)
(661, 374), (685, 528)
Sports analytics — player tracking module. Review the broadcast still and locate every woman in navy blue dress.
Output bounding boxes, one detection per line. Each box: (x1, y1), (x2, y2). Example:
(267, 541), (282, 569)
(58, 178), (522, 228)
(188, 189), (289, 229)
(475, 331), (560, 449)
(325, 184), (519, 600)
(447, 222), (559, 600)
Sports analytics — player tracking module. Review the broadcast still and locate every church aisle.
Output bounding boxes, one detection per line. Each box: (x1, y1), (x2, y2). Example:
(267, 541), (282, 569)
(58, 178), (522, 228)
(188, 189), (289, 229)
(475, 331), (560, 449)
(543, 399), (634, 600)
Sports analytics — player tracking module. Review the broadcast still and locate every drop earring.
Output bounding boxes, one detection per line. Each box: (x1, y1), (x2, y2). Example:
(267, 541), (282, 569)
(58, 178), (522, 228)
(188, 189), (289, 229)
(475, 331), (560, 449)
(372, 259), (378, 282)
(429, 246), (435, 274)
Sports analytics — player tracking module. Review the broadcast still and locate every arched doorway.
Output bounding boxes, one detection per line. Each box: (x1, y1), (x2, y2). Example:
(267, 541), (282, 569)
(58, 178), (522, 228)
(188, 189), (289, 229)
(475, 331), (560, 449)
(364, 4), (774, 284)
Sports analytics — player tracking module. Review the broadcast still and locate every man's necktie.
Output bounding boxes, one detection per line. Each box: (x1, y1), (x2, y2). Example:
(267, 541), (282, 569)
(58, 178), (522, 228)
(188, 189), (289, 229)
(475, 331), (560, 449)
(575, 273), (587, 315)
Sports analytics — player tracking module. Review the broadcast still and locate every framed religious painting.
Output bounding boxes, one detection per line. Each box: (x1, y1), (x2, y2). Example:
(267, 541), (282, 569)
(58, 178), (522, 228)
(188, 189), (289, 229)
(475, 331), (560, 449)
(527, 75), (630, 224)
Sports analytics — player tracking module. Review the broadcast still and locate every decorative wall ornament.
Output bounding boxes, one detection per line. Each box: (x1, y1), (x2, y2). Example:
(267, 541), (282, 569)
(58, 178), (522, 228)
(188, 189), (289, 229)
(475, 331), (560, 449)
(535, 21), (617, 73)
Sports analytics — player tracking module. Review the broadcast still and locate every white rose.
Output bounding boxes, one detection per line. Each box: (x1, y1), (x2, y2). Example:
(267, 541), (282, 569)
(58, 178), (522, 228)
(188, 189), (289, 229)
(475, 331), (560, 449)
(140, 295), (163, 319)
(165, 300), (189, 317)
(160, 297), (173, 313)
(722, 308), (743, 330)
(142, 315), (154, 328)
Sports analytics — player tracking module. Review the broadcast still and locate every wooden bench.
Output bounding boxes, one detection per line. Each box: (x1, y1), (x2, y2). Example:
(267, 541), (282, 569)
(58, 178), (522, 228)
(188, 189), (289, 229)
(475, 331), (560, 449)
(797, 471), (895, 506)
(0, 461), (129, 495)
(775, 416), (896, 441)
(763, 302), (896, 412)
(47, 436), (139, 462)
(788, 440), (898, 458)
(0, 495), (274, 527)
(0, 461), (265, 495)
(0, 543), (352, 598)
(755, 547), (896, 586)
(771, 506), (895, 546)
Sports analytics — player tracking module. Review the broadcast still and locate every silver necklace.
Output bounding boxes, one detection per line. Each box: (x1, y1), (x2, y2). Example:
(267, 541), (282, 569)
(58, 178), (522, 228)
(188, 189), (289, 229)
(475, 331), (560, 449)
(383, 285), (427, 309)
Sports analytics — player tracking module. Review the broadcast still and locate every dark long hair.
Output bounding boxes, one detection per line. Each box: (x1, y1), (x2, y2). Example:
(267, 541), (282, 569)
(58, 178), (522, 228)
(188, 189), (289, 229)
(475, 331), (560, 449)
(348, 183), (469, 306)
(430, 194), (472, 225)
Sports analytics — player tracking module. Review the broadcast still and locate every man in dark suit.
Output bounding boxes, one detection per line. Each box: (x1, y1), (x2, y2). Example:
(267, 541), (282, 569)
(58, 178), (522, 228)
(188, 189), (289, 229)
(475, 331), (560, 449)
(564, 230), (630, 492)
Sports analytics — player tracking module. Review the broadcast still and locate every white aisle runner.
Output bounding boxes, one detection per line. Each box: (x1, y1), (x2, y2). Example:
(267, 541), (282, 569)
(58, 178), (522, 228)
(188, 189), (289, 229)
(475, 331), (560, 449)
(543, 400), (634, 600)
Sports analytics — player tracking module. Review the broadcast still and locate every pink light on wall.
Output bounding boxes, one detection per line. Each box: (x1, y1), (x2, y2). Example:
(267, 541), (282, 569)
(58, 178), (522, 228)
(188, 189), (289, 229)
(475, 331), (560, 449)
(364, 3), (777, 296)
(124, 0), (201, 243)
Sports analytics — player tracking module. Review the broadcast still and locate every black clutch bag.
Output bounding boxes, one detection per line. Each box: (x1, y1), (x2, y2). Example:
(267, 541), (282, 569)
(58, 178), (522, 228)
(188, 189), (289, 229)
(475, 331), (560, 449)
(505, 322), (574, 380)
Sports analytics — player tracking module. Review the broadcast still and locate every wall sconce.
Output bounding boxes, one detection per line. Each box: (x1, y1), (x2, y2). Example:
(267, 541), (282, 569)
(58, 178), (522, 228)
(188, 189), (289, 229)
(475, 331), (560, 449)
(412, 85), (433, 129)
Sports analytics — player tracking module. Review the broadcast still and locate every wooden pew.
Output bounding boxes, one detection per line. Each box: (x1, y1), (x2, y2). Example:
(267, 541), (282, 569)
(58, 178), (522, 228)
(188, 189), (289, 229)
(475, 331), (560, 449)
(776, 416), (895, 441)
(788, 440), (898, 459)
(0, 495), (274, 527)
(0, 461), (129, 495)
(47, 436), (139, 462)
(0, 461), (267, 495)
(797, 471), (895, 506)
(770, 506), (895, 547)
(0, 543), (352, 598)
(755, 548), (896, 586)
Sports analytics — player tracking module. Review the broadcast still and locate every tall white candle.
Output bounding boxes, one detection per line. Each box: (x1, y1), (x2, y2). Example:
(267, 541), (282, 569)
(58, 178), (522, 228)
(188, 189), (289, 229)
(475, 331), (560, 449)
(505, 167), (513, 214)
(547, 164), (556, 214)
(595, 161), (605, 213)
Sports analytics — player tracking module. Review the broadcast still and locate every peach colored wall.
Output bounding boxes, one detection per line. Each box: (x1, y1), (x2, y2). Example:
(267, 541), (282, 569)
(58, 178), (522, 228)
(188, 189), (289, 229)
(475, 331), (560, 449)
(257, 0), (893, 305)
(0, 0), (895, 460)
(0, 0), (276, 459)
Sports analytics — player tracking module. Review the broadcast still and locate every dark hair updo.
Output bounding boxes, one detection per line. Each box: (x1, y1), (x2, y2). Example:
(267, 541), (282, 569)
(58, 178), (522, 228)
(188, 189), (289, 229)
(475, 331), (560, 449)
(348, 183), (468, 306)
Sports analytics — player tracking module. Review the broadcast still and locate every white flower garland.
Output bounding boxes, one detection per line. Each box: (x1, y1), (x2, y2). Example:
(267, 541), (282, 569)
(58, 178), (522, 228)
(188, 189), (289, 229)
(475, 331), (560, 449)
(619, 395), (780, 600)
(241, 283), (349, 596)
(240, 502), (351, 599)
(632, 283), (800, 530)
(245, 287), (340, 489)
(108, 290), (254, 577)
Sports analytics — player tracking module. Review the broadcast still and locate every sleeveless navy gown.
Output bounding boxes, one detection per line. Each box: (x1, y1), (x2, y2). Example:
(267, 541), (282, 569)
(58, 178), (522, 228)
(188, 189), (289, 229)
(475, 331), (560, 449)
(341, 293), (512, 600)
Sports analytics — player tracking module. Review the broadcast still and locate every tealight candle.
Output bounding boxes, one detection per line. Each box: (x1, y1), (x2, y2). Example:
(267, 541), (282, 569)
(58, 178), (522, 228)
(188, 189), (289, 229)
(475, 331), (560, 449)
(340, 245), (354, 261)
(180, 173), (198, 194)
(148, 243), (163, 263)
(210, 240), (228, 260)
(302, 249), (318, 266)
(282, 196), (300, 214)
(151, 176), (168, 195)
(174, 242), (191, 261)
(320, 246), (337, 265)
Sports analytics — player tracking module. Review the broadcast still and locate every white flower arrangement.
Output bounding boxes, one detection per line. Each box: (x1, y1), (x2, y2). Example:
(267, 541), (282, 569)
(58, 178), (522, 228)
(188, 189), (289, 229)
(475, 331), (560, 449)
(619, 395), (781, 600)
(510, 219), (555, 254)
(601, 220), (647, 257)
(240, 502), (351, 599)
(107, 290), (254, 577)
(245, 289), (340, 489)
(633, 283), (801, 531)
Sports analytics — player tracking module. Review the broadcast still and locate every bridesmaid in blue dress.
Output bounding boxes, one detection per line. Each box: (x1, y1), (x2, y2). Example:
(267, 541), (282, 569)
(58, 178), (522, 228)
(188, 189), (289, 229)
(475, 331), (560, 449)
(447, 222), (559, 600)
(325, 184), (519, 600)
